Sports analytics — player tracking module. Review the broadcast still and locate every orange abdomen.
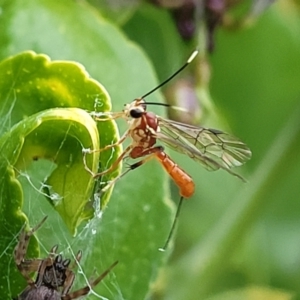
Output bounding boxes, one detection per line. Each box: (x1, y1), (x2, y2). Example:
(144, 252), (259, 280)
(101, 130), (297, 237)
(155, 151), (195, 198)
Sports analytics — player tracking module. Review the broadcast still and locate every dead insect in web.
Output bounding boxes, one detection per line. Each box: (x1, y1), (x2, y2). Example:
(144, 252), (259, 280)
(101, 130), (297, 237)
(84, 50), (251, 250)
(13, 216), (118, 300)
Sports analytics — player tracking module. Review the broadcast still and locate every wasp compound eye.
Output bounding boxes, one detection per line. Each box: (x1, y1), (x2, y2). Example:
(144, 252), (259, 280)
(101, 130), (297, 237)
(130, 108), (144, 118)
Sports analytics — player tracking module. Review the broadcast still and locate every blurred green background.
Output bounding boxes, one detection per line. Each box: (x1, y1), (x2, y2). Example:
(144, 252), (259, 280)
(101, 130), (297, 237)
(1, 0), (300, 299)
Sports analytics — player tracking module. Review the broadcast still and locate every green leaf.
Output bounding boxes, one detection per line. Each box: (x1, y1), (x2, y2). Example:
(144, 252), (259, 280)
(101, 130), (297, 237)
(13, 108), (102, 230)
(0, 51), (119, 231)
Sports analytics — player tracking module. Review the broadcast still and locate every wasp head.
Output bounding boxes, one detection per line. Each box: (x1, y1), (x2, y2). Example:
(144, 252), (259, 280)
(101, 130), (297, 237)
(124, 98), (147, 119)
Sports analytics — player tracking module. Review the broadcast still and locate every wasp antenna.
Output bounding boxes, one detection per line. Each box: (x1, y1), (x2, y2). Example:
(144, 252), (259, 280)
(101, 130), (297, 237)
(159, 196), (185, 252)
(141, 50), (199, 100)
(146, 102), (189, 114)
(145, 102), (171, 107)
(169, 106), (189, 113)
(187, 50), (199, 63)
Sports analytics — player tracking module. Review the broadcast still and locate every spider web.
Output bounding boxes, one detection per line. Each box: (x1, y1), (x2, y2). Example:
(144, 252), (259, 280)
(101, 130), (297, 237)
(0, 96), (124, 299)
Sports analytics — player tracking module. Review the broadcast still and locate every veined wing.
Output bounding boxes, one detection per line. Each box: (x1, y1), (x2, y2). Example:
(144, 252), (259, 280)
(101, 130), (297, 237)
(156, 116), (252, 176)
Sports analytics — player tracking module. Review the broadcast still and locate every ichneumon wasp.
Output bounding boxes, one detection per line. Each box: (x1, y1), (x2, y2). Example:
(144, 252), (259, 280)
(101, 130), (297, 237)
(83, 50), (252, 250)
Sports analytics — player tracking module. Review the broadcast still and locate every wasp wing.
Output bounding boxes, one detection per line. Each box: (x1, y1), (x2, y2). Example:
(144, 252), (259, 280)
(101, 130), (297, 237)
(156, 117), (251, 178)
